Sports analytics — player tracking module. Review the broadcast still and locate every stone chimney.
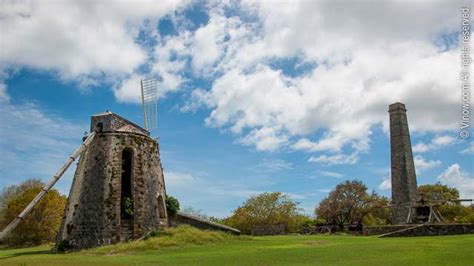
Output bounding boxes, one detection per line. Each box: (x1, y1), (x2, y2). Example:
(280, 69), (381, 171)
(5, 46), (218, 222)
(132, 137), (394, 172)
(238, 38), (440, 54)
(389, 102), (417, 224)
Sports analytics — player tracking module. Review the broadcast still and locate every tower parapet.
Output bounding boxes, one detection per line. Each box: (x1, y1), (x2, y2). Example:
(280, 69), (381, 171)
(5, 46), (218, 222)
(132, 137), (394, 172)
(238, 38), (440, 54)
(91, 111), (149, 135)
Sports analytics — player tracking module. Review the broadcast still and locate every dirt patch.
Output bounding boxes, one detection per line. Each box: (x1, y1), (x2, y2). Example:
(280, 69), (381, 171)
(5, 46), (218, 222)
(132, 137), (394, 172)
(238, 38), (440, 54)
(302, 240), (329, 246)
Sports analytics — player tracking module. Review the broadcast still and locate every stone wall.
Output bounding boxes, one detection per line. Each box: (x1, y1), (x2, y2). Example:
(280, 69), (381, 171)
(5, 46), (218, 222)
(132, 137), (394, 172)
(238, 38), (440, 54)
(251, 224), (286, 236)
(380, 224), (474, 237)
(363, 225), (415, 236)
(57, 132), (167, 250)
(168, 212), (240, 235)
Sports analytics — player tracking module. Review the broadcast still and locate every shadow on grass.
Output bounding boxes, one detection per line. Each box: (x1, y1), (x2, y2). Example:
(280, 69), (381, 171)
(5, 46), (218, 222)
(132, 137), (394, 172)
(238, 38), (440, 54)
(0, 249), (54, 260)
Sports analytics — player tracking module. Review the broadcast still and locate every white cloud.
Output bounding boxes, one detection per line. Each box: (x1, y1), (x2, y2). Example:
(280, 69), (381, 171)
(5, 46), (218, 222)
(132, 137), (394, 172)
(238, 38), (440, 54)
(379, 178), (391, 190)
(283, 192), (317, 200)
(316, 170), (344, 179)
(317, 188), (331, 194)
(253, 158), (293, 173)
(0, 101), (86, 193)
(0, 0), (188, 90)
(460, 141), (474, 154)
(293, 135), (345, 153)
(113, 74), (145, 103)
(1, 1), (466, 159)
(0, 82), (9, 103)
(239, 126), (289, 152)
(413, 135), (456, 153)
(191, 12), (225, 70)
(437, 164), (474, 199)
(414, 155), (442, 172)
(186, 2), (462, 155)
(165, 171), (196, 187)
(308, 152), (359, 166)
(412, 143), (430, 153)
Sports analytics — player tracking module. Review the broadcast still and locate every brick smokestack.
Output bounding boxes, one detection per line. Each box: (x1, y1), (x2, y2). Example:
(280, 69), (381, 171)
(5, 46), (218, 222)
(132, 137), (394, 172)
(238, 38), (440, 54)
(389, 102), (417, 224)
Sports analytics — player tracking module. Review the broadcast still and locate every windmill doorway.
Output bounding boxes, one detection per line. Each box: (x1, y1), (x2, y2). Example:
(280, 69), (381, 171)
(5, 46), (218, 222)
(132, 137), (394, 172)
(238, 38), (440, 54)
(120, 148), (134, 240)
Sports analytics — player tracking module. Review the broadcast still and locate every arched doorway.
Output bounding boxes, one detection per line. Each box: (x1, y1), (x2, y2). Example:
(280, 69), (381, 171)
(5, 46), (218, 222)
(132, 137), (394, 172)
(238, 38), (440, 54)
(157, 195), (166, 219)
(120, 148), (134, 239)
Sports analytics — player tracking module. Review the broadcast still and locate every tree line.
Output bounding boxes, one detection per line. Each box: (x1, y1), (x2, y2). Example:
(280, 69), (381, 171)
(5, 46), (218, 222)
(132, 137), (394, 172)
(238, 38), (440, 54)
(1, 178), (473, 247)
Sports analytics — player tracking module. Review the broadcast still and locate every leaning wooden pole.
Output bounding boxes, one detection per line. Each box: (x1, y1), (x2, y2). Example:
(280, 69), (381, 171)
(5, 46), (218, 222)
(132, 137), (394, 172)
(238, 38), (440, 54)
(0, 132), (96, 241)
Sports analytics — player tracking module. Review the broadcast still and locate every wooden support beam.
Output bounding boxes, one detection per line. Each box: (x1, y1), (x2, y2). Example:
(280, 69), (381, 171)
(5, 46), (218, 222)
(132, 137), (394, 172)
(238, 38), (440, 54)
(0, 132), (96, 241)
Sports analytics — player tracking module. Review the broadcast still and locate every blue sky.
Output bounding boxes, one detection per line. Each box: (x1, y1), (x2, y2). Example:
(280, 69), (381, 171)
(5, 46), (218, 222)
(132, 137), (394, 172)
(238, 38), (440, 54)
(0, 1), (473, 217)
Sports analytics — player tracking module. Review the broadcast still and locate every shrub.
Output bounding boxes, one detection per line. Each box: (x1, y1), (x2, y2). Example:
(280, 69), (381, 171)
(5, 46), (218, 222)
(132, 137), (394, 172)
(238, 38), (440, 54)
(458, 211), (474, 224)
(165, 195), (180, 215)
(121, 197), (134, 217)
(55, 240), (72, 253)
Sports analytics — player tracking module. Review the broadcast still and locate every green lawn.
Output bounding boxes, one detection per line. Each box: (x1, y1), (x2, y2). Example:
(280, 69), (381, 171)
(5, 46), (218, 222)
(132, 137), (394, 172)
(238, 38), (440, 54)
(0, 234), (473, 266)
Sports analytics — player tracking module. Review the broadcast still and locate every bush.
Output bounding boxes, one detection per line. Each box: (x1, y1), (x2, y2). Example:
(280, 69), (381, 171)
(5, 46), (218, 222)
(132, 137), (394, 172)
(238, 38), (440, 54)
(55, 240), (72, 253)
(121, 197), (134, 217)
(458, 210), (474, 224)
(301, 218), (326, 227)
(165, 195), (180, 215)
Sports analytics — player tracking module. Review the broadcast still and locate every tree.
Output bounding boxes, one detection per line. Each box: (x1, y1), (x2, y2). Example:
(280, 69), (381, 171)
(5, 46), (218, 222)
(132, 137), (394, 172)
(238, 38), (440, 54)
(165, 195), (180, 215)
(315, 180), (390, 228)
(417, 183), (459, 202)
(0, 179), (67, 246)
(223, 192), (304, 234)
(417, 183), (473, 223)
(0, 179), (44, 226)
(459, 205), (474, 224)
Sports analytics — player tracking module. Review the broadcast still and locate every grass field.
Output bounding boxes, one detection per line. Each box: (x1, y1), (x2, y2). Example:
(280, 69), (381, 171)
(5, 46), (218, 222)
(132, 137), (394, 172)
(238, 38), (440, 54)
(0, 227), (472, 266)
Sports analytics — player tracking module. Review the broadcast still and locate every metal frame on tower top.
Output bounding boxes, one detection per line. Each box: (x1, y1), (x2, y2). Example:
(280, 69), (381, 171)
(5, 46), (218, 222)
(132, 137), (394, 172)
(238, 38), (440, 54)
(140, 78), (158, 131)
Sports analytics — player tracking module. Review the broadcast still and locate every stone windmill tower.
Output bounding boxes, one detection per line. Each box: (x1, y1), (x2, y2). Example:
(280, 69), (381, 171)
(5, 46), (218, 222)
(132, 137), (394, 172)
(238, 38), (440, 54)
(57, 111), (168, 249)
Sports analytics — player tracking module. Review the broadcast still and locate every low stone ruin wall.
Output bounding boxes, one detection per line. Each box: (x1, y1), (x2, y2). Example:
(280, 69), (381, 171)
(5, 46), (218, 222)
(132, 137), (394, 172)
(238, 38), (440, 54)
(363, 225), (414, 236)
(299, 225), (336, 235)
(380, 223), (474, 237)
(168, 212), (240, 235)
(251, 224), (286, 236)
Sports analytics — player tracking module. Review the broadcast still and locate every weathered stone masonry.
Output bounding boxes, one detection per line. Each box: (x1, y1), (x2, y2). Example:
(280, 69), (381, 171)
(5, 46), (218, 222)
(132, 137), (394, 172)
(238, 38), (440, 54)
(57, 112), (167, 249)
(389, 103), (418, 224)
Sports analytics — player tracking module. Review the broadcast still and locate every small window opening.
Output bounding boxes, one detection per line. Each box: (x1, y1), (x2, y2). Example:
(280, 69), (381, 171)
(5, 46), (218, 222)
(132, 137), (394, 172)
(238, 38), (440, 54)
(96, 122), (103, 132)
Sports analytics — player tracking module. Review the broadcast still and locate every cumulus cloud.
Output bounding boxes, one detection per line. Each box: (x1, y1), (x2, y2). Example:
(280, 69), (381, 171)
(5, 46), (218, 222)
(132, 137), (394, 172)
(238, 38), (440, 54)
(308, 152), (359, 166)
(437, 164), (474, 199)
(379, 178), (391, 190)
(0, 82), (9, 103)
(165, 171), (197, 187)
(413, 135), (456, 153)
(316, 170), (344, 179)
(184, 1), (463, 158)
(0, 101), (86, 193)
(0, 0), (188, 92)
(414, 155), (442, 172)
(253, 158), (293, 173)
(1, 1), (466, 161)
(460, 141), (474, 154)
(239, 126), (289, 152)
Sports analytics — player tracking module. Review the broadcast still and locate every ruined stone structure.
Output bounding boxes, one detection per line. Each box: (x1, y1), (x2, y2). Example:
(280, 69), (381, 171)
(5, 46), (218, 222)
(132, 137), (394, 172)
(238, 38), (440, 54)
(168, 212), (240, 235)
(389, 102), (418, 224)
(57, 111), (168, 249)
